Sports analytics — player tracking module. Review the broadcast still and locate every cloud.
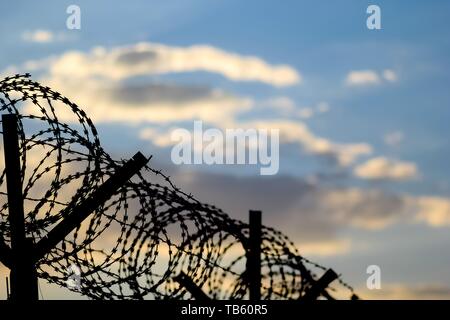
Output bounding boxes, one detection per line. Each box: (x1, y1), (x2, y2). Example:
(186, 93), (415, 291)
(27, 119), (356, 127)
(292, 187), (450, 230)
(346, 70), (380, 86)
(162, 169), (339, 243)
(2, 42), (377, 170)
(6, 41), (304, 124)
(247, 120), (372, 166)
(25, 80), (253, 125)
(384, 131), (404, 147)
(359, 283), (450, 300)
(345, 69), (398, 86)
(32, 42), (300, 86)
(139, 119), (372, 167)
(354, 157), (418, 181)
(263, 96), (296, 113)
(296, 102), (330, 119)
(3, 43), (412, 183)
(295, 239), (352, 257)
(297, 107), (314, 119)
(305, 187), (408, 230)
(316, 102), (330, 113)
(22, 29), (54, 43)
(262, 98), (330, 119)
(139, 127), (175, 146)
(155, 166), (450, 242)
(414, 196), (450, 227)
(383, 69), (398, 82)
(21, 29), (68, 43)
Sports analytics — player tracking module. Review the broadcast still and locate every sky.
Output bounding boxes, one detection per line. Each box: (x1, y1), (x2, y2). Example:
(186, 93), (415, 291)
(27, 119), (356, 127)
(1, 0), (450, 299)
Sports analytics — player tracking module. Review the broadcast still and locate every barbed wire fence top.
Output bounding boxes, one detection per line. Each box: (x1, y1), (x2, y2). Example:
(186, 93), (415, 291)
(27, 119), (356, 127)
(0, 74), (357, 300)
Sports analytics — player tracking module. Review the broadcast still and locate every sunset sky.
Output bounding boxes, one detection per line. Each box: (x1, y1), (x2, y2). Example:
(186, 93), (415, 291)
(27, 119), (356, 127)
(1, 0), (450, 299)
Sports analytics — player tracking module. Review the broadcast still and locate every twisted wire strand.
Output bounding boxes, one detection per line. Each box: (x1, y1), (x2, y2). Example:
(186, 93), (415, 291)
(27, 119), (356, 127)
(0, 74), (357, 300)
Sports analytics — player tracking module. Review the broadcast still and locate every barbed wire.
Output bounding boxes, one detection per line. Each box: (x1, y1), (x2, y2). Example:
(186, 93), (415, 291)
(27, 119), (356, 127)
(0, 74), (358, 300)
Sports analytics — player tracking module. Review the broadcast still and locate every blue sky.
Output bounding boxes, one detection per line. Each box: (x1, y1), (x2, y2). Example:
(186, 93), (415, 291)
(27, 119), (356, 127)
(1, 0), (450, 299)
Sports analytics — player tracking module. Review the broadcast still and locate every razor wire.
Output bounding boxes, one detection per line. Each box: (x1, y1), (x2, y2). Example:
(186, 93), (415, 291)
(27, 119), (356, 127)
(0, 74), (357, 300)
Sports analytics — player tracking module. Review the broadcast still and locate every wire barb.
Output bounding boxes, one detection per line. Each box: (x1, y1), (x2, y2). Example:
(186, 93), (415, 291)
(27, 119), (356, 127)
(0, 74), (357, 300)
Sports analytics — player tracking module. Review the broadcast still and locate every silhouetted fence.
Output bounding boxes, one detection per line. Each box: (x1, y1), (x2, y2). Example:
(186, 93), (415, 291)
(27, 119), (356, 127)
(0, 74), (357, 300)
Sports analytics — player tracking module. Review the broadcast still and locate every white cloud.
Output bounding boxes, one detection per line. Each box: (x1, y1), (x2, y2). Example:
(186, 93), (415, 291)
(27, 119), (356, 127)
(295, 102), (330, 119)
(346, 69), (398, 86)
(346, 70), (381, 86)
(314, 188), (406, 230)
(263, 98), (330, 119)
(139, 119), (371, 167)
(316, 102), (330, 113)
(263, 96), (296, 113)
(23, 80), (252, 125)
(301, 187), (450, 230)
(384, 131), (404, 147)
(139, 127), (176, 146)
(5, 42), (303, 124)
(297, 107), (314, 119)
(230, 120), (372, 167)
(383, 69), (398, 82)
(295, 239), (351, 257)
(170, 169), (450, 233)
(414, 196), (450, 227)
(354, 157), (418, 181)
(33, 42), (300, 86)
(22, 29), (54, 43)
(2, 42), (379, 169)
(21, 30), (69, 43)
(357, 283), (450, 300)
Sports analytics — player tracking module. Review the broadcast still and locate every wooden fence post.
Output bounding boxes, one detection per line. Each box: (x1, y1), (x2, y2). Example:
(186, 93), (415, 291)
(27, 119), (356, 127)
(2, 114), (38, 301)
(302, 268), (338, 301)
(174, 272), (210, 301)
(0, 114), (149, 300)
(247, 210), (262, 301)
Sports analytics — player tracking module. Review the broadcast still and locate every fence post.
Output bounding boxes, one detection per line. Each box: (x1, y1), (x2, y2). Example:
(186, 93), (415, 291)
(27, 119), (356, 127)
(2, 114), (38, 301)
(174, 272), (210, 301)
(5, 277), (10, 299)
(302, 268), (338, 301)
(247, 210), (262, 301)
(1, 113), (149, 300)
